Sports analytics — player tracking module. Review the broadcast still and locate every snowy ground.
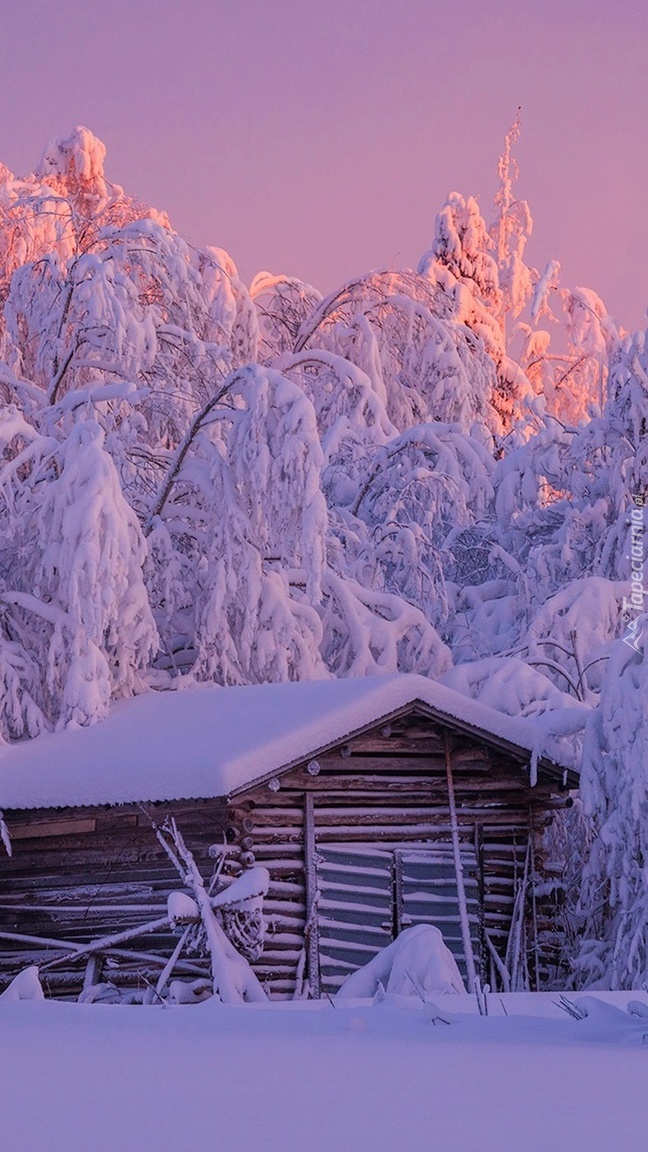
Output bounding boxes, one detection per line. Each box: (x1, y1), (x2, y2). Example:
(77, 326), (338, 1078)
(2, 993), (648, 1152)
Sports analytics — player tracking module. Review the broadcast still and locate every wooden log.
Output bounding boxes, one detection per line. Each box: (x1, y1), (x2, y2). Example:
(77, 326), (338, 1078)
(40, 914), (173, 970)
(8, 818), (97, 841)
(313, 756), (449, 775)
(303, 793), (320, 998)
(444, 732), (477, 992)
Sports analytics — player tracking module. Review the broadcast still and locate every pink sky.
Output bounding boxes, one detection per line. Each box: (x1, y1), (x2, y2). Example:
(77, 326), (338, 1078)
(1, 0), (647, 328)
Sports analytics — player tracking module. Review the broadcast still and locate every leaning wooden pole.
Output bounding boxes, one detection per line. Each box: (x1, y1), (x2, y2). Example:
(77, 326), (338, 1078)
(303, 793), (321, 999)
(444, 731), (477, 992)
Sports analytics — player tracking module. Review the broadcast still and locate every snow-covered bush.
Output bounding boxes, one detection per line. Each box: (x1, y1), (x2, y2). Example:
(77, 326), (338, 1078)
(336, 924), (466, 999)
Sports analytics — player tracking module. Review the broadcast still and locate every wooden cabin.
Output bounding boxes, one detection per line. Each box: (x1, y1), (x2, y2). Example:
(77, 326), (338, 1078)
(0, 675), (577, 999)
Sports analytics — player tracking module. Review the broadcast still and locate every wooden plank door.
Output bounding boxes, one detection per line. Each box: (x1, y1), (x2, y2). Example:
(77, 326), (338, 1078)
(395, 847), (481, 985)
(316, 844), (394, 995)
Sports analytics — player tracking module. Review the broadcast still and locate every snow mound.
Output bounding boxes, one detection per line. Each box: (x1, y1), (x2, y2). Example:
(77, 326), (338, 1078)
(0, 965), (44, 1002)
(336, 924), (466, 999)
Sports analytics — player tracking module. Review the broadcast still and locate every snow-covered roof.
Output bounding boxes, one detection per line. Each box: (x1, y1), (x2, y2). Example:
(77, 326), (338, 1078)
(0, 674), (574, 812)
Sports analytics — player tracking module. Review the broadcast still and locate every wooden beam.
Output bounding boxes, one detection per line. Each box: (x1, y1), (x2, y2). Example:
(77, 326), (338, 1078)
(83, 954), (103, 992)
(9, 818), (96, 840)
(444, 731), (477, 992)
(303, 793), (320, 999)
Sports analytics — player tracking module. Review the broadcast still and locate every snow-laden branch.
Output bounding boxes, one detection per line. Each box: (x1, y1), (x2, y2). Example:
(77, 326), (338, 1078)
(144, 367), (247, 532)
(0, 590), (69, 628)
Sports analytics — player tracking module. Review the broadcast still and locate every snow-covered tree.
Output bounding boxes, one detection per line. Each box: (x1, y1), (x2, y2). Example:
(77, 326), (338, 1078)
(190, 365), (328, 685)
(0, 126), (169, 324)
(490, 110), (535, 326)
(417, 115), (539, 432)
(0, 413), (158, 730)
(575, 633), (647, 988)
(251, 271), (322, 361)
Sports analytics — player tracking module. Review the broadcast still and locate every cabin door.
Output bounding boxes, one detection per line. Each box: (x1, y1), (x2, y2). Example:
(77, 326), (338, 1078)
(316, 844), (394, 994)
(316, 842), (482, 994)
(395, 848), (481, 984)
